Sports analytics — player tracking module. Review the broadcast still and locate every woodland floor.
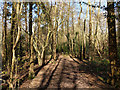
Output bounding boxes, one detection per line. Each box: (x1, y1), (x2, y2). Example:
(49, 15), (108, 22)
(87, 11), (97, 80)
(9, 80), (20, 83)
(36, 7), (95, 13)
(20, 55), (111, 89)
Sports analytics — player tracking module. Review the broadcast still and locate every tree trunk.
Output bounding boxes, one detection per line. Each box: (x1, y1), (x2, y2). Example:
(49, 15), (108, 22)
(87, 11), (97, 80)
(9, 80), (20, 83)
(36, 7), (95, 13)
(9, 3), (16, 88)
(10, 3), (15, 72)
(29, 2), (34, 79)
(37, 2), (41, 40)
(93, 0), (101, 59)
(41, 47), (45, 65)
(117, 1), (120, 62)
(88, 0), (92, 61)
(78, 2), (84, 59)
(9, 2), (22, 88)
(71, 7), (74, 55)
(25, 2), (28, 54)
(83, 19), (86, 59)
(52, 2), (57, 60)
(2, 2), (8, 71)
(107, 1), (118, 86)
(38, 52), (42, 66)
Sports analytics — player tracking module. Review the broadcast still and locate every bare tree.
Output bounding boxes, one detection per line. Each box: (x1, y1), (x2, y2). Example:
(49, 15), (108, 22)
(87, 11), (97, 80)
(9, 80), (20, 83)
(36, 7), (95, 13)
(9, 2), (23, 88)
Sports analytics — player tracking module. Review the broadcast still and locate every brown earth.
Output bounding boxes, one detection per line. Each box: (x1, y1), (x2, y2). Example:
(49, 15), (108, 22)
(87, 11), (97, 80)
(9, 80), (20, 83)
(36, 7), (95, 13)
(20, 55), (111, 89)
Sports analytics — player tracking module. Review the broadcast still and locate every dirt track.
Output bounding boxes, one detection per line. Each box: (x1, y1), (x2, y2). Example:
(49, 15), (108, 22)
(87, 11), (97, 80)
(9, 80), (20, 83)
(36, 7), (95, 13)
(20, 55), (111, 89)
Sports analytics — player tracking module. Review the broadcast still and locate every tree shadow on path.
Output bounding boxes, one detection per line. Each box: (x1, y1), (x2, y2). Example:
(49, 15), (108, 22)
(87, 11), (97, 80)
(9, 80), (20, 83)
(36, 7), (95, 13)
(36, 55), (111, 89)
(69, 55), (112, 88)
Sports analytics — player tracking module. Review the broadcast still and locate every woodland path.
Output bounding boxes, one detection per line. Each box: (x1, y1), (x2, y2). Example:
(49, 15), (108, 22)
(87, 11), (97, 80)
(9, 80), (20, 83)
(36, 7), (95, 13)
(20, 55), (111, 89)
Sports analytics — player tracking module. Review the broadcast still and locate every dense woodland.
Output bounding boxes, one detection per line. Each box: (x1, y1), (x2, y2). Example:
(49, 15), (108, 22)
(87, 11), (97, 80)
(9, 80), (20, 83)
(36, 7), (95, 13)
(0, 0), (120, 89)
